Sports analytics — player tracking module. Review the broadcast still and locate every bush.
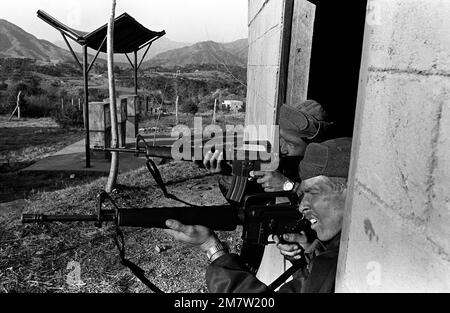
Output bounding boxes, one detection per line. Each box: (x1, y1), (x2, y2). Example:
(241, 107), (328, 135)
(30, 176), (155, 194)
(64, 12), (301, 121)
(23, 95), (55, 118)
(54, 105), (84, 128)
(0, 99), (14, 115)
(181, 100), (199, 115)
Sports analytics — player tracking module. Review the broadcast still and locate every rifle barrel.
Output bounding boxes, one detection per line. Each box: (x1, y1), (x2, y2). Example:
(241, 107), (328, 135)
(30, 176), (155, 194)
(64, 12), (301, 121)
(22, 206), (240, 231)
(22, 213), (113, 223)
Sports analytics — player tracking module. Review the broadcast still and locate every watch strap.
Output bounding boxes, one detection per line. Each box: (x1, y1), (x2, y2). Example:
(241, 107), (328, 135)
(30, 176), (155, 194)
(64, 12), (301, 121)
(206, 241), (229, 261)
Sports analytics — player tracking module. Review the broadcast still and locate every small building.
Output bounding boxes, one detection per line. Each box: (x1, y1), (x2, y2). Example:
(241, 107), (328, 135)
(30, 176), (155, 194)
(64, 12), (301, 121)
(222, 100), (244, 113)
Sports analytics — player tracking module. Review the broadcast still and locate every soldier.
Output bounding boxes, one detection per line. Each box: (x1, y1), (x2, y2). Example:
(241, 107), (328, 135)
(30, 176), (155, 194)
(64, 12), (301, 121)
(204, 100), (334, 193)
(166, 138), (352, 293)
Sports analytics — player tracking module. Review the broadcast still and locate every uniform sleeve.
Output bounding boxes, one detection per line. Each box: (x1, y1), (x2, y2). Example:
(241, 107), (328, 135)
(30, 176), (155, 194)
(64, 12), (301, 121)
(206, 254), (273, 294)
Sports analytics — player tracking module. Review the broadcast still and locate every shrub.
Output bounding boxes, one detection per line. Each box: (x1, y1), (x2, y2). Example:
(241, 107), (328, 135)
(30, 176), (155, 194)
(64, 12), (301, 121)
(181, 100), (199, 115)
(54, 105), (84, 129)
(23, 95), (55, 118)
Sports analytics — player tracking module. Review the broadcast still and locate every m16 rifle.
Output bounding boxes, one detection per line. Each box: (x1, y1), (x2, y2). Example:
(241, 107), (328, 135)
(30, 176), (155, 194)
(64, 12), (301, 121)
(22, 190), (315, 293)
(92, 134), (280, 205)
(91, 134), (300, 277)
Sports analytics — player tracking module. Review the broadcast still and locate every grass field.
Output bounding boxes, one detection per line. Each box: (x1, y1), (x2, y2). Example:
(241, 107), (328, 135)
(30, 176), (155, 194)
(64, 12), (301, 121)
(0, 114), (243, 293)
(0, 162), (242, 293)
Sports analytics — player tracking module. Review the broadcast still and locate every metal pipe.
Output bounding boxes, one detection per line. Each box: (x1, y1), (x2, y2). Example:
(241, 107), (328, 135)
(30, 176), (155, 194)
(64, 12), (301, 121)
(134, 50), (138, 95)
(61, 33), (83, 70)
(87, 35), (108, 74)
(83, 45), (91, 168)
(124, 53), (134, 69)
(137, 42), (152, 70)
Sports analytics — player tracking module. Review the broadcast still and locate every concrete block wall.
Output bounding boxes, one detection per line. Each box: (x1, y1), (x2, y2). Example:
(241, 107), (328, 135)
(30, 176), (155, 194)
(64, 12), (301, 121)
(245, 0), (288, 143)
(337, 0), (450, 292)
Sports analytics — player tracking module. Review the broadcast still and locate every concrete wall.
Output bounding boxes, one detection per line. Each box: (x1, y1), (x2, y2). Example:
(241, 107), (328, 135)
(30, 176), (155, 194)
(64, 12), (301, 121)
(245, 0), (290, 143)
(247, 0), (316, 285)
(337, 0), (450, 292)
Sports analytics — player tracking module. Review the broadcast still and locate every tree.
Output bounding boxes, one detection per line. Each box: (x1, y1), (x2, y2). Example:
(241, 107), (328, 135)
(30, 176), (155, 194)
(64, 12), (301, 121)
(105, 0), (119, 193)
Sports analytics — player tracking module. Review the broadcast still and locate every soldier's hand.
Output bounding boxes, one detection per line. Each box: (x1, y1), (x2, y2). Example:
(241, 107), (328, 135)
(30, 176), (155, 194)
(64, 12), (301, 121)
(203, 150), (224, 174)
(251, 170), (288, 192)
(274, 233), (310, 261)
(165, 220), (219, 252)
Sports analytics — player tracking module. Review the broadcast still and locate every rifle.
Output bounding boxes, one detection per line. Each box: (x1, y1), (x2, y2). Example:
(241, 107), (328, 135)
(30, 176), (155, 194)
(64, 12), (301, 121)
(92, 134), (299, 274)
(22, 190), (315, 293)
(92, 134), (280, 205)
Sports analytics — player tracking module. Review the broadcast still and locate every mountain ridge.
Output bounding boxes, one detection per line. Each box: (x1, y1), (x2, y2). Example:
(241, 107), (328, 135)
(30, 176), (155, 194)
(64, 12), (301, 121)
(0, 19), (248, 69)
(145, 39), (248, 68)
(0, 18), (73, 62)
(54, 36), (192, 64)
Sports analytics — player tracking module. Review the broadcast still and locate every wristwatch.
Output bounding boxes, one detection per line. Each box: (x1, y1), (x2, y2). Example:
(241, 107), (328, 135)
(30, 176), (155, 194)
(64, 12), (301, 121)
(206, 241), (229, 262)
(283, 180), (295, 192)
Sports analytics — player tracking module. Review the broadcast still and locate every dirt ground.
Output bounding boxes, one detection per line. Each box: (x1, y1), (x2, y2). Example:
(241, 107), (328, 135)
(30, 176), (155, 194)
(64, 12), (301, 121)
(0, 115), (243, 293)
(0, 116), (88, 203)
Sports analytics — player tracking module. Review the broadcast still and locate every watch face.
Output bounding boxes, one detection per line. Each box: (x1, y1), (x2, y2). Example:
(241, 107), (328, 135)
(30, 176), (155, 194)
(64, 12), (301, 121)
(284, 181), (294, 191)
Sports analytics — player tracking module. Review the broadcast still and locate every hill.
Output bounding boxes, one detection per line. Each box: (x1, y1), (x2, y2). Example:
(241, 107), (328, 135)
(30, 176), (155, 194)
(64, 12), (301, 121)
(144, 39), (248, 68)
(0, 19), (73, 63)
(54, 36), (191, 65)
(0, 18), (248, 69)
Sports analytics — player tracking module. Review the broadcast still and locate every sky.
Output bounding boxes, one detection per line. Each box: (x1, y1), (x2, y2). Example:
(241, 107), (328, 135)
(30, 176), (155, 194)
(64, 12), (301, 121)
(0, 0), (249, 44)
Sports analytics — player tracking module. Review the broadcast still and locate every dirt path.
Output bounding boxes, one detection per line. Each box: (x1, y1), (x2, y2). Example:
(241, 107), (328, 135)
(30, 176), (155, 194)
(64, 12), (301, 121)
(0, 115), (86, 203)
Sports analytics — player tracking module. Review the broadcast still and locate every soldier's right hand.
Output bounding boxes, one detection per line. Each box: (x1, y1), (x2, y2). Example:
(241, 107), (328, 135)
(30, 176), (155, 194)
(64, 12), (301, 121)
(274, 232), (311, 261)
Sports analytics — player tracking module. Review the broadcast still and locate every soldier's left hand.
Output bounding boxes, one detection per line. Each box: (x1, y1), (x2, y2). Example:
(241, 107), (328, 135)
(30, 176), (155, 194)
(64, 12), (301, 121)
(251, 170), (288, 192)
(165, 220), (219, 252)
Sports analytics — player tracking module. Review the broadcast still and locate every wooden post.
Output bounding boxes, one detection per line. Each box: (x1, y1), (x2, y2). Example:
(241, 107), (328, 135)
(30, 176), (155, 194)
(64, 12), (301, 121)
(9, 91), (22, 121)
(105, 0), (119, 193)
(212, 98), (217, 125)
(72, 98), (74, 107)
(61, 98), (64, 112)
(17, 91), (21, 119)
(175, 96), (179, 124)
(78, 98), (81, 111)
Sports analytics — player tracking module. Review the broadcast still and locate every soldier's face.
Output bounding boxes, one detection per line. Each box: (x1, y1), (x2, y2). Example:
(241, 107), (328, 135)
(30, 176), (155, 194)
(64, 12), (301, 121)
(299, 176), (347, 241)
(280, 129), (308, 157)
